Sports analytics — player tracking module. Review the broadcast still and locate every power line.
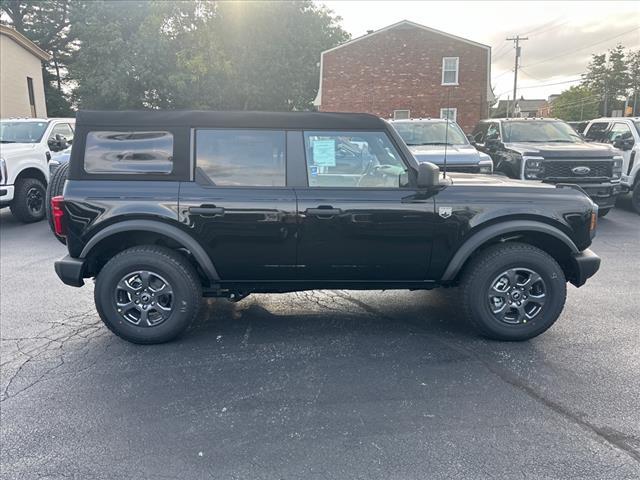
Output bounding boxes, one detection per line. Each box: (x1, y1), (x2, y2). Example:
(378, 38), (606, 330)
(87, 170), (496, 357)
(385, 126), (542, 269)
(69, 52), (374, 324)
(494, 78), (583, 98)
(522, 26), (640, 69)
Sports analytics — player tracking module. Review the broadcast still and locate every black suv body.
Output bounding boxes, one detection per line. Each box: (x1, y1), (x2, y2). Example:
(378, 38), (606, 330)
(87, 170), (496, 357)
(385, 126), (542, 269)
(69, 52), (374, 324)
(54, 110), (601, 344)
(471, 118), (623, 215)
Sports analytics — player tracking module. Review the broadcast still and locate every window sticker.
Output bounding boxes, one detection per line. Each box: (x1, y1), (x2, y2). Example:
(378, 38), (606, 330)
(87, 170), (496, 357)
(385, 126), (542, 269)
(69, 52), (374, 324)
(312, 139), (336, 167)
(310, 165), (319, 176)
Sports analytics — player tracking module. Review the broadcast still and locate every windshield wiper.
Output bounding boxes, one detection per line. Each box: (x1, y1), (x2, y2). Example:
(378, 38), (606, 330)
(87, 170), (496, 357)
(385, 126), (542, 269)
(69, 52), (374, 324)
(0, 140), (16, 143)
(545, 139), (575, 143)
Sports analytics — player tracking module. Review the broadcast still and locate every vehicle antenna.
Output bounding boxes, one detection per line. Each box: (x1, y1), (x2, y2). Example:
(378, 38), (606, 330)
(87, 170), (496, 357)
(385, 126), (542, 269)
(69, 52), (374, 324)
(443, 89), (451, 179)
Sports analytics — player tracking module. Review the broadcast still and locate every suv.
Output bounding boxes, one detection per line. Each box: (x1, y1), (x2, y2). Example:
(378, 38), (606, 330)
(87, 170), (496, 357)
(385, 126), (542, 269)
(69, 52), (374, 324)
(390, 118), (493, 174)
(0, 118), (75, 222)
(471, 118), (623, 216)
(53, 110), (601, 344)
(583, 117), (640, 214)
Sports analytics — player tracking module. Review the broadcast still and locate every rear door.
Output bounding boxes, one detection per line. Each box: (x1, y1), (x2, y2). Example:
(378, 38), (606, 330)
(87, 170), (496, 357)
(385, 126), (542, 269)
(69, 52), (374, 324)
(294, 130), (435, 282)
(179, 128), (298, 281)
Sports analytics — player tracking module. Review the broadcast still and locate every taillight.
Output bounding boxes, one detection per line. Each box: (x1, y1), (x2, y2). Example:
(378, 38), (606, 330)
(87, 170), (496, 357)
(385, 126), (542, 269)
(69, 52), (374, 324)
(51, 195), (66, 237)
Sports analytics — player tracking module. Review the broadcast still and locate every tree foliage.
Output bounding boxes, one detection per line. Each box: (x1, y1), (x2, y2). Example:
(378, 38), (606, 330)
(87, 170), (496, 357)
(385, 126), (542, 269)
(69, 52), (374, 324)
(583, 44), (635, 116)
(550, 85), (599, 121)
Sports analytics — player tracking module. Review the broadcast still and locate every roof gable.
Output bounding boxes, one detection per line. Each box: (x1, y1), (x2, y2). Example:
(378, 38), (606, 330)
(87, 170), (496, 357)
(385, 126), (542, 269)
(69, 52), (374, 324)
(0, 25), (51, 61)
(321, 20), (490, 56)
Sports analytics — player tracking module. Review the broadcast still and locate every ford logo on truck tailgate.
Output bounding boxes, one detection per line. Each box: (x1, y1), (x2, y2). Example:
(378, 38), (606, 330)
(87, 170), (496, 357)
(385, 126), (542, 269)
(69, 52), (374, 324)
(571, 166), (591, 175)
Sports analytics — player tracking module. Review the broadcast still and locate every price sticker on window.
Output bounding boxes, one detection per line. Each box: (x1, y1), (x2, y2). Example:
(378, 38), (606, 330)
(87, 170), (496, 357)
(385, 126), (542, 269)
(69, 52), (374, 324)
(312, 139), (336, 167)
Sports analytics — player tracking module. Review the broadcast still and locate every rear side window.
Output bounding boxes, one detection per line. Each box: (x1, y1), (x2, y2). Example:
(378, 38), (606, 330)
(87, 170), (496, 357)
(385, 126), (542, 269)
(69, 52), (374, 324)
(84, 131), (173, 174)
(195, 129), (285, 186)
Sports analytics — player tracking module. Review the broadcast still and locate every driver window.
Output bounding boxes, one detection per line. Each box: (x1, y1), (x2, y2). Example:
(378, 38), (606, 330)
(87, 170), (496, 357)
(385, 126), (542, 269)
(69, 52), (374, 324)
(486, 123), (500, 141)
(49, 123), (74, 145)
(303, 131), (408, 188)
(607, 123), (633, 144)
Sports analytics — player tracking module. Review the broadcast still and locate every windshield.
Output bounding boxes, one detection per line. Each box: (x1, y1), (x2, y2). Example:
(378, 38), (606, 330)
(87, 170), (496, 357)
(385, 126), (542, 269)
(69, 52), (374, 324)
(502, 120), (583, 143)
(0, 121), (48, 143)
(393, 121), (468, 146)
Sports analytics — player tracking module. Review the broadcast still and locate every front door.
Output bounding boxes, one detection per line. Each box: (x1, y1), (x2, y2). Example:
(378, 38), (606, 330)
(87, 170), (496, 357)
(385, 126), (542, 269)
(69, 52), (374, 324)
(179, 128), (297, 281)
(295, 130), (436, 281)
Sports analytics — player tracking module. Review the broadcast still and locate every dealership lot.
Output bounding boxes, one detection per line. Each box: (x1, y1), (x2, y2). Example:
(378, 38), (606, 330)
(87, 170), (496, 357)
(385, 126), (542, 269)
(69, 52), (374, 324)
(1, 199), (639, 479)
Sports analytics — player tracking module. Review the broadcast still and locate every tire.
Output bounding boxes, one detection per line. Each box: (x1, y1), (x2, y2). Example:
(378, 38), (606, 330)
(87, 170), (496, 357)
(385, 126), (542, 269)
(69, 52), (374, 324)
(10, 177), (46, 223)
(597, 207), (611, 217)
(46, 162), (69, 238)
(460, 242), (567, 341)
(632, 183), (640, 215)
(94, 245), (202, 344)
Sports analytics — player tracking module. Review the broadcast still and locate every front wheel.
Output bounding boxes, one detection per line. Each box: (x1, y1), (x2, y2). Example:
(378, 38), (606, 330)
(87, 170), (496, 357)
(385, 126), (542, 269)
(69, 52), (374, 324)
(95, 245), (202, 344)
(460, 242), (566, 341)
(631, 183), (640, 214)
(10, 177), (46, 223)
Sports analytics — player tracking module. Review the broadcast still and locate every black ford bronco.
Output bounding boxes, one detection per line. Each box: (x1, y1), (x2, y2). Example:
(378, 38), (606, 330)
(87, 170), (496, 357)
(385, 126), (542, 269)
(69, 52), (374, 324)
(471, 118), (623, 216)
(53, 110), (601, 344)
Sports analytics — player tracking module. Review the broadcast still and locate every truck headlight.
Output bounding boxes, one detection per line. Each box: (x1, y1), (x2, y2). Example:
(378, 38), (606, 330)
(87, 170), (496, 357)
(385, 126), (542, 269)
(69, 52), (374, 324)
(478, 159), (493, 174)
(612, 156), (623, 180)
(523, 156), (544, 180)
(0, 157), (6, 186)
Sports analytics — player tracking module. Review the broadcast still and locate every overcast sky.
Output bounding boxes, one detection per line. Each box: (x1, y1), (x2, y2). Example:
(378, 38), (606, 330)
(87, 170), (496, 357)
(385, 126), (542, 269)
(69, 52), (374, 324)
(320, 1), (640, 104)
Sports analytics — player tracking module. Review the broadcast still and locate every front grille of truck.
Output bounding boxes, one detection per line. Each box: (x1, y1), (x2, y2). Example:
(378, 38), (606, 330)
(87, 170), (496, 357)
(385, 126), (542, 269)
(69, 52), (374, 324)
(542, 161), (612, 181)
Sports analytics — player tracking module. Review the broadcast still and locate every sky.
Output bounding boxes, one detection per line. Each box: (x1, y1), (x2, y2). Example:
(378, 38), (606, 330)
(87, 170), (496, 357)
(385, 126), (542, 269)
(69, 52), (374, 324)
(320, 1), (640, 104)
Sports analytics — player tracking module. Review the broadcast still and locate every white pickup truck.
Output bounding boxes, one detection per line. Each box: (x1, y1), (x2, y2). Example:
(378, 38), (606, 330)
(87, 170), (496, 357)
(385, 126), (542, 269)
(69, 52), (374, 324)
(584, 117), (640, 214)
(0, 118), (75, 222)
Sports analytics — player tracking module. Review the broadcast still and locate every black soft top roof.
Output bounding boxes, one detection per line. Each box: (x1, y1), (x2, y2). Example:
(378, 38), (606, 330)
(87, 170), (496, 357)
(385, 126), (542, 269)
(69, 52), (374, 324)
(76, 110), (387, 130)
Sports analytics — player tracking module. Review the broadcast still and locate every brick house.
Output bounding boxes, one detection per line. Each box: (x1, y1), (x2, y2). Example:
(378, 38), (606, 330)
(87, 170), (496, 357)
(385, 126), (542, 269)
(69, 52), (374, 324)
(313, 20), (493, 132)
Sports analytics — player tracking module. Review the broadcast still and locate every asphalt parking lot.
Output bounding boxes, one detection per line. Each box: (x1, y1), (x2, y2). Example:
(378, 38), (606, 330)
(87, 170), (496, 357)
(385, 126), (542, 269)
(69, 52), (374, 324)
(1, 196), (639, 480)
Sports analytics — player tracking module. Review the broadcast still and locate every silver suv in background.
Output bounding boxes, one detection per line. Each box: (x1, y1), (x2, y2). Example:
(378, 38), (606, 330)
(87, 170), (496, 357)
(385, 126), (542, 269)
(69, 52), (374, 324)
(390, 118), (493, 174)
(584, 117), (640, 214)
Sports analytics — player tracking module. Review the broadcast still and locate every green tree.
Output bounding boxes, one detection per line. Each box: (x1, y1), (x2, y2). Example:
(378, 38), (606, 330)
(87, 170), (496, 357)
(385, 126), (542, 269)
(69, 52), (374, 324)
(628, 49), (640, 115)
(583, 44), (631, 116)
(0, 0), (76, 116)
(550, 85), (599, 121)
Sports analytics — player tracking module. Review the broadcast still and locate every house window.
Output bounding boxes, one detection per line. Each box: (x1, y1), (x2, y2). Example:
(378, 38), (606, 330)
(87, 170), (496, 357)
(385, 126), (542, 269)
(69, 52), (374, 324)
(441, 57), (459, 85)
(393, 110), (410, 120)
(440, 108), (457, 122)
(27, 77), (36, 117)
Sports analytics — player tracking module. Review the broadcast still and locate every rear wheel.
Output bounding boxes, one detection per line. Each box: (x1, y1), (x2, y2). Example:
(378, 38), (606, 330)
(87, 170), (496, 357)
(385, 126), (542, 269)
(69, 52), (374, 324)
(46, 162), (69, 241)
(598, 207), (611, 217)
(95, 245), (202, 344)
(10, 177), (46, 223)
(460, 242), (566, 341)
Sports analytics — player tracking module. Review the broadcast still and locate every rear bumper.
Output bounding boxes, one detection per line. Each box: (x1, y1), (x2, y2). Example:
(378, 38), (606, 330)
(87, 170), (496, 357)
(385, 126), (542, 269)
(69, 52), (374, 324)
(54, 255), (86, 287)
(569, 249), (601, 287)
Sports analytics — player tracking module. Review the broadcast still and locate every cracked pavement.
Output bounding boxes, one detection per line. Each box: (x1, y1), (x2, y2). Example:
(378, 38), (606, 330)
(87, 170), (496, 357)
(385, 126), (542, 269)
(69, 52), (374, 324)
(1, 196), (639, 479)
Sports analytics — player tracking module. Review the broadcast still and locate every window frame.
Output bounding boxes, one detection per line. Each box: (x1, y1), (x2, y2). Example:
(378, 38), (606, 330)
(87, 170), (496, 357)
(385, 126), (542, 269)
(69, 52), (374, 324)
(441, 57), (459, 86)
(584, 122), (610, 142)
(607, 122), (633, 144)
(192, 127), (288, 189)
(300, 129), (413, 190)
(439, 108), (457, 123)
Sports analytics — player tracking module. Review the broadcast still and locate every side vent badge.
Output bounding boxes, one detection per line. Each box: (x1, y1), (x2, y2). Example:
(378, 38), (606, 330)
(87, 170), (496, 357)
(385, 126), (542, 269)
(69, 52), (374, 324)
(439, 206), (452, 219)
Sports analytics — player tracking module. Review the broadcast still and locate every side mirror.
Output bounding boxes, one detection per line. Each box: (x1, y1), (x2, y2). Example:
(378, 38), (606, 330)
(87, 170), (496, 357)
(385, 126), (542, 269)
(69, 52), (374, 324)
(485, 137), (501, 149)
(416, 162), (440, 188)
(613, 136), (634, 151)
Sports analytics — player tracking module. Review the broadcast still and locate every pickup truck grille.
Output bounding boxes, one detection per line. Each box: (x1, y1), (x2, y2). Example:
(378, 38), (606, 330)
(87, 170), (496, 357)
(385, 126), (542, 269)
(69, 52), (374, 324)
(542, 161), (612, 180)
(447, 165), (480, 174)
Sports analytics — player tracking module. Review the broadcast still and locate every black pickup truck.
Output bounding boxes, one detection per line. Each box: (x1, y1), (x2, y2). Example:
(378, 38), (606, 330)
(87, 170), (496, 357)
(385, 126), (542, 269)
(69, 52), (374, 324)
(53, 110), (601, 344)
(471, 118), (623, 216)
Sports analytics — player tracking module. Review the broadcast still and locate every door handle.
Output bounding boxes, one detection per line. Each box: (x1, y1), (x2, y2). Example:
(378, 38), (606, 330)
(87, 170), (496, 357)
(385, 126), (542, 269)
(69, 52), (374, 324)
(305, 206), (342, 218)
(189, 205), (225, 216)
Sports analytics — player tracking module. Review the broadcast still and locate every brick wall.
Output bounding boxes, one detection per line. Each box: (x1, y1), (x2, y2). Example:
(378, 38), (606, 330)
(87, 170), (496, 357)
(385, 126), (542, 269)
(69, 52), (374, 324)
(318, 24), (490, 132)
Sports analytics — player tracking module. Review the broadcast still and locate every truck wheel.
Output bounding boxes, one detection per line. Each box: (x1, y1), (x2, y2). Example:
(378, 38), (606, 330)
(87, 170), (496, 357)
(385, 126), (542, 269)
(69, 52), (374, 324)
(10, 177), (46, 223)
(94, 245), (202, 344)
(597, 207), (611, 217)
(45, 162), (69, 242)
(632, 183), (640, 214)
(460, 242), (566, 341)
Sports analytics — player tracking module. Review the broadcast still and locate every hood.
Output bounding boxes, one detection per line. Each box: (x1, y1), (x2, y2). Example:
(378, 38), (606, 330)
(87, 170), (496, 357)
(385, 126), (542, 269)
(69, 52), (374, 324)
(0, 143), (37, 157)
(504, 141), (616, 159)
(408, 144), (482, 165)
(446, 172), (555, 188)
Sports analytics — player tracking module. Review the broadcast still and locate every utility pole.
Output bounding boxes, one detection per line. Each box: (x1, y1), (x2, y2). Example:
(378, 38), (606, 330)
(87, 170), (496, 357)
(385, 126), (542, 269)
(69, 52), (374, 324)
(506, 35), (528, 118)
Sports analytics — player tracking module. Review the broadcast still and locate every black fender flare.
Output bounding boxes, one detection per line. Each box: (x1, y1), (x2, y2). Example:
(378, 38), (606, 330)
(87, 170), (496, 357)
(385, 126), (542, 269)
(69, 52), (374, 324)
(79, 219), (220, 281)
(440, 220), (579, 282)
